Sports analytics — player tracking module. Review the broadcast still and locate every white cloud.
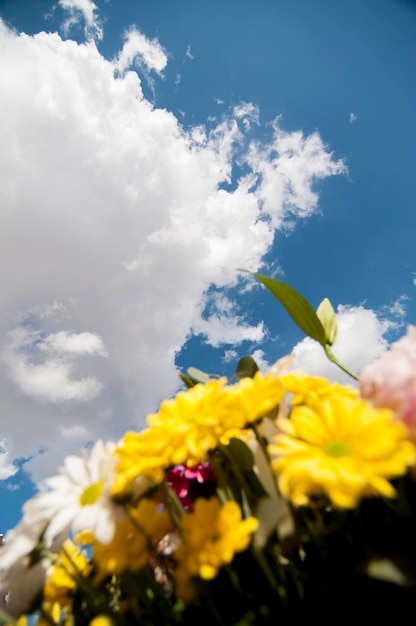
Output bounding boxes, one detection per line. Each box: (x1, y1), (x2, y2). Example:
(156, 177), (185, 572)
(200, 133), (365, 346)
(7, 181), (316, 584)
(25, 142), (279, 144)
(222, 349), (239, 363)
(193, 293), (265, 347)
(59, 0), (103, 41)
(250, 349), (270, 372)
(0, 18), (345, 482)
(185, 45), (194, 60)
(233, 102), (260, 131)
(39, 331), (107, 356)
(3, 327), (105, 404)
(113, 28), (168, 75)
(4, 336), (103, 405)
(13, 359), (101, 403)
(247, 122), (347, 229)
(60, 424), (89, 440)
(221, 348), (269, 373)
(291, 304), (393, 383)
(35, 300), (73, 321)
(195, 317), (265, 347)
(6, 483), (22, 492)
(0, 440), (17, 480)
(349, 112), (357, 124)
(379, 295), (407, 328)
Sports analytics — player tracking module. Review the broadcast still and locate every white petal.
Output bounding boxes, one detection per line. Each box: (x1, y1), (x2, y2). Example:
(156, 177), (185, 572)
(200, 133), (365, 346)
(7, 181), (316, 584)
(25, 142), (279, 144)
(43, 506), (75, 544)
(93, 509), (116, 544)
(64, 454), (90, 485)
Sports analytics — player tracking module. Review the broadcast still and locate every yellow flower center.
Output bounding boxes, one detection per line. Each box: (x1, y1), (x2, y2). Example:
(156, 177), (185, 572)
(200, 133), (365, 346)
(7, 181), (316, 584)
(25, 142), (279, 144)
(80, 481), (104, 506)
(325, 441), (351, 457)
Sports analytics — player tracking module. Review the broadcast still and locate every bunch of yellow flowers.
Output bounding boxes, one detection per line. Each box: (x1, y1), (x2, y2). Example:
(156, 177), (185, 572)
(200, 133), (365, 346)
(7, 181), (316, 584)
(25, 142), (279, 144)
(2, 274), (416, 625)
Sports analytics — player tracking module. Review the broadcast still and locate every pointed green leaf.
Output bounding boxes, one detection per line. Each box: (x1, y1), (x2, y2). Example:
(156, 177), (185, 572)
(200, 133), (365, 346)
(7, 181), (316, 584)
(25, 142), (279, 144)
(227, 438), (255, 471)
(236, 355), (259, 379)
(248, 272), (327, 346)
(187, 367), (210, 384)
(179, 374), (199, 389)
(316, 298), (338, 346)
(243, 468), (269, 499)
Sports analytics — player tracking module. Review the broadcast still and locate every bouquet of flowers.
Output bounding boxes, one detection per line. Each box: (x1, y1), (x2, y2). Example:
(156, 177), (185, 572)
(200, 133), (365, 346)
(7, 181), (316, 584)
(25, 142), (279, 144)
(1, 273), (416, 625)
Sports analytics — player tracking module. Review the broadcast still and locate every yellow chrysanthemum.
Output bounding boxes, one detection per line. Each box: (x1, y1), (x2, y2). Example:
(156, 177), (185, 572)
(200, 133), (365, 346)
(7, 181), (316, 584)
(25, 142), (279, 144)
(269, 392), (416, 509)
(281, 372), (358, 405)
(174, 497), (258, 601)
(113, 374), (283, 495)
(77, 499), (169, 582)
(43, 540), (90, 618)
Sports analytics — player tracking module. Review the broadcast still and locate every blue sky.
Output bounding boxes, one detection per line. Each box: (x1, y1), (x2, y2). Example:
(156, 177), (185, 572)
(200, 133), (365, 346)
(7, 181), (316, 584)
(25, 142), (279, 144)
(0, 0), (415, 533)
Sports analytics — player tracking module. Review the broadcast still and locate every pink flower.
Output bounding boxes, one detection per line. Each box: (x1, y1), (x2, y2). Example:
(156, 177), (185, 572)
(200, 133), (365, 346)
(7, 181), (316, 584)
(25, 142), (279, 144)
(166, 463), (217, 509)
(360, 326), (416, 437)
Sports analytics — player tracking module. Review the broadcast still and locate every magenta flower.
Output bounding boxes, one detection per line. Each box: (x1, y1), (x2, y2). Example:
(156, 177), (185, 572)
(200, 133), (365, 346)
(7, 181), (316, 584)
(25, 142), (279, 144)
(166, 463), (217, 509)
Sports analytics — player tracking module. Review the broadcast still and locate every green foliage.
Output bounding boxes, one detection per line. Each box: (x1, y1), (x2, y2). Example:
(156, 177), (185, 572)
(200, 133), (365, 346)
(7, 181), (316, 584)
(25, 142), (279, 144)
(236, 356), (259, 380)
(246, 272), (327, 346)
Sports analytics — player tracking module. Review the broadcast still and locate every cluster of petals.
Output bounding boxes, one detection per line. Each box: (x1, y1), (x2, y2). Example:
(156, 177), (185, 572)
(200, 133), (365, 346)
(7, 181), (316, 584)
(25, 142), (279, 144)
(166, 463), (217, 508)
(23, 440), (125, 546)
(269, 383), (416, 509)
(43, 539), (90, 618)
(76, 499), (170, 583)
(0, 441), (125, 618)
(174, 497), (258, 600)
(114, 373), (283, 495)
(360, 326), (416, 437)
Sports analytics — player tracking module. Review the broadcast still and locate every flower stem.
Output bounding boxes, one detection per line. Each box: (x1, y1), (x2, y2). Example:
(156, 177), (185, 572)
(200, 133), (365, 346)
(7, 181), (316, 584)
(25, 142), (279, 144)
(157, 481), (185, 532)
(324, 346), (358, 381)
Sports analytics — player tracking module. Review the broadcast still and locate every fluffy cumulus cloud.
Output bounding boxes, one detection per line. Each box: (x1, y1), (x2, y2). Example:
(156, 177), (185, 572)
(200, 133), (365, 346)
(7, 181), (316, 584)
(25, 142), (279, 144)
(0, 10), (348, 482)
(292, 304), (396, 383)
(4, 328), (105, 403)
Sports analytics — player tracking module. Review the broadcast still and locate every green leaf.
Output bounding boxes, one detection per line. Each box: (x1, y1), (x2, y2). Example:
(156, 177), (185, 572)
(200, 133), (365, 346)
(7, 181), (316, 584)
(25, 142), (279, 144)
(316, 297), (338, 346)
(236, 355), (259, 379)
(179, 374), (199, 389)
(227, 438), (255, 471)
(187, 366), (210, 384)
(243, 468), (269, 499)
(246, 272), (327, 346)
(210, 450), (244, 508)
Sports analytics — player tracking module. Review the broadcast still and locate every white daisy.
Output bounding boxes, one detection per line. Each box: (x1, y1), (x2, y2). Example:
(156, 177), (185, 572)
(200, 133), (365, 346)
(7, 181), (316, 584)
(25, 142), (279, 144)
(23, 439), (126, 545)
